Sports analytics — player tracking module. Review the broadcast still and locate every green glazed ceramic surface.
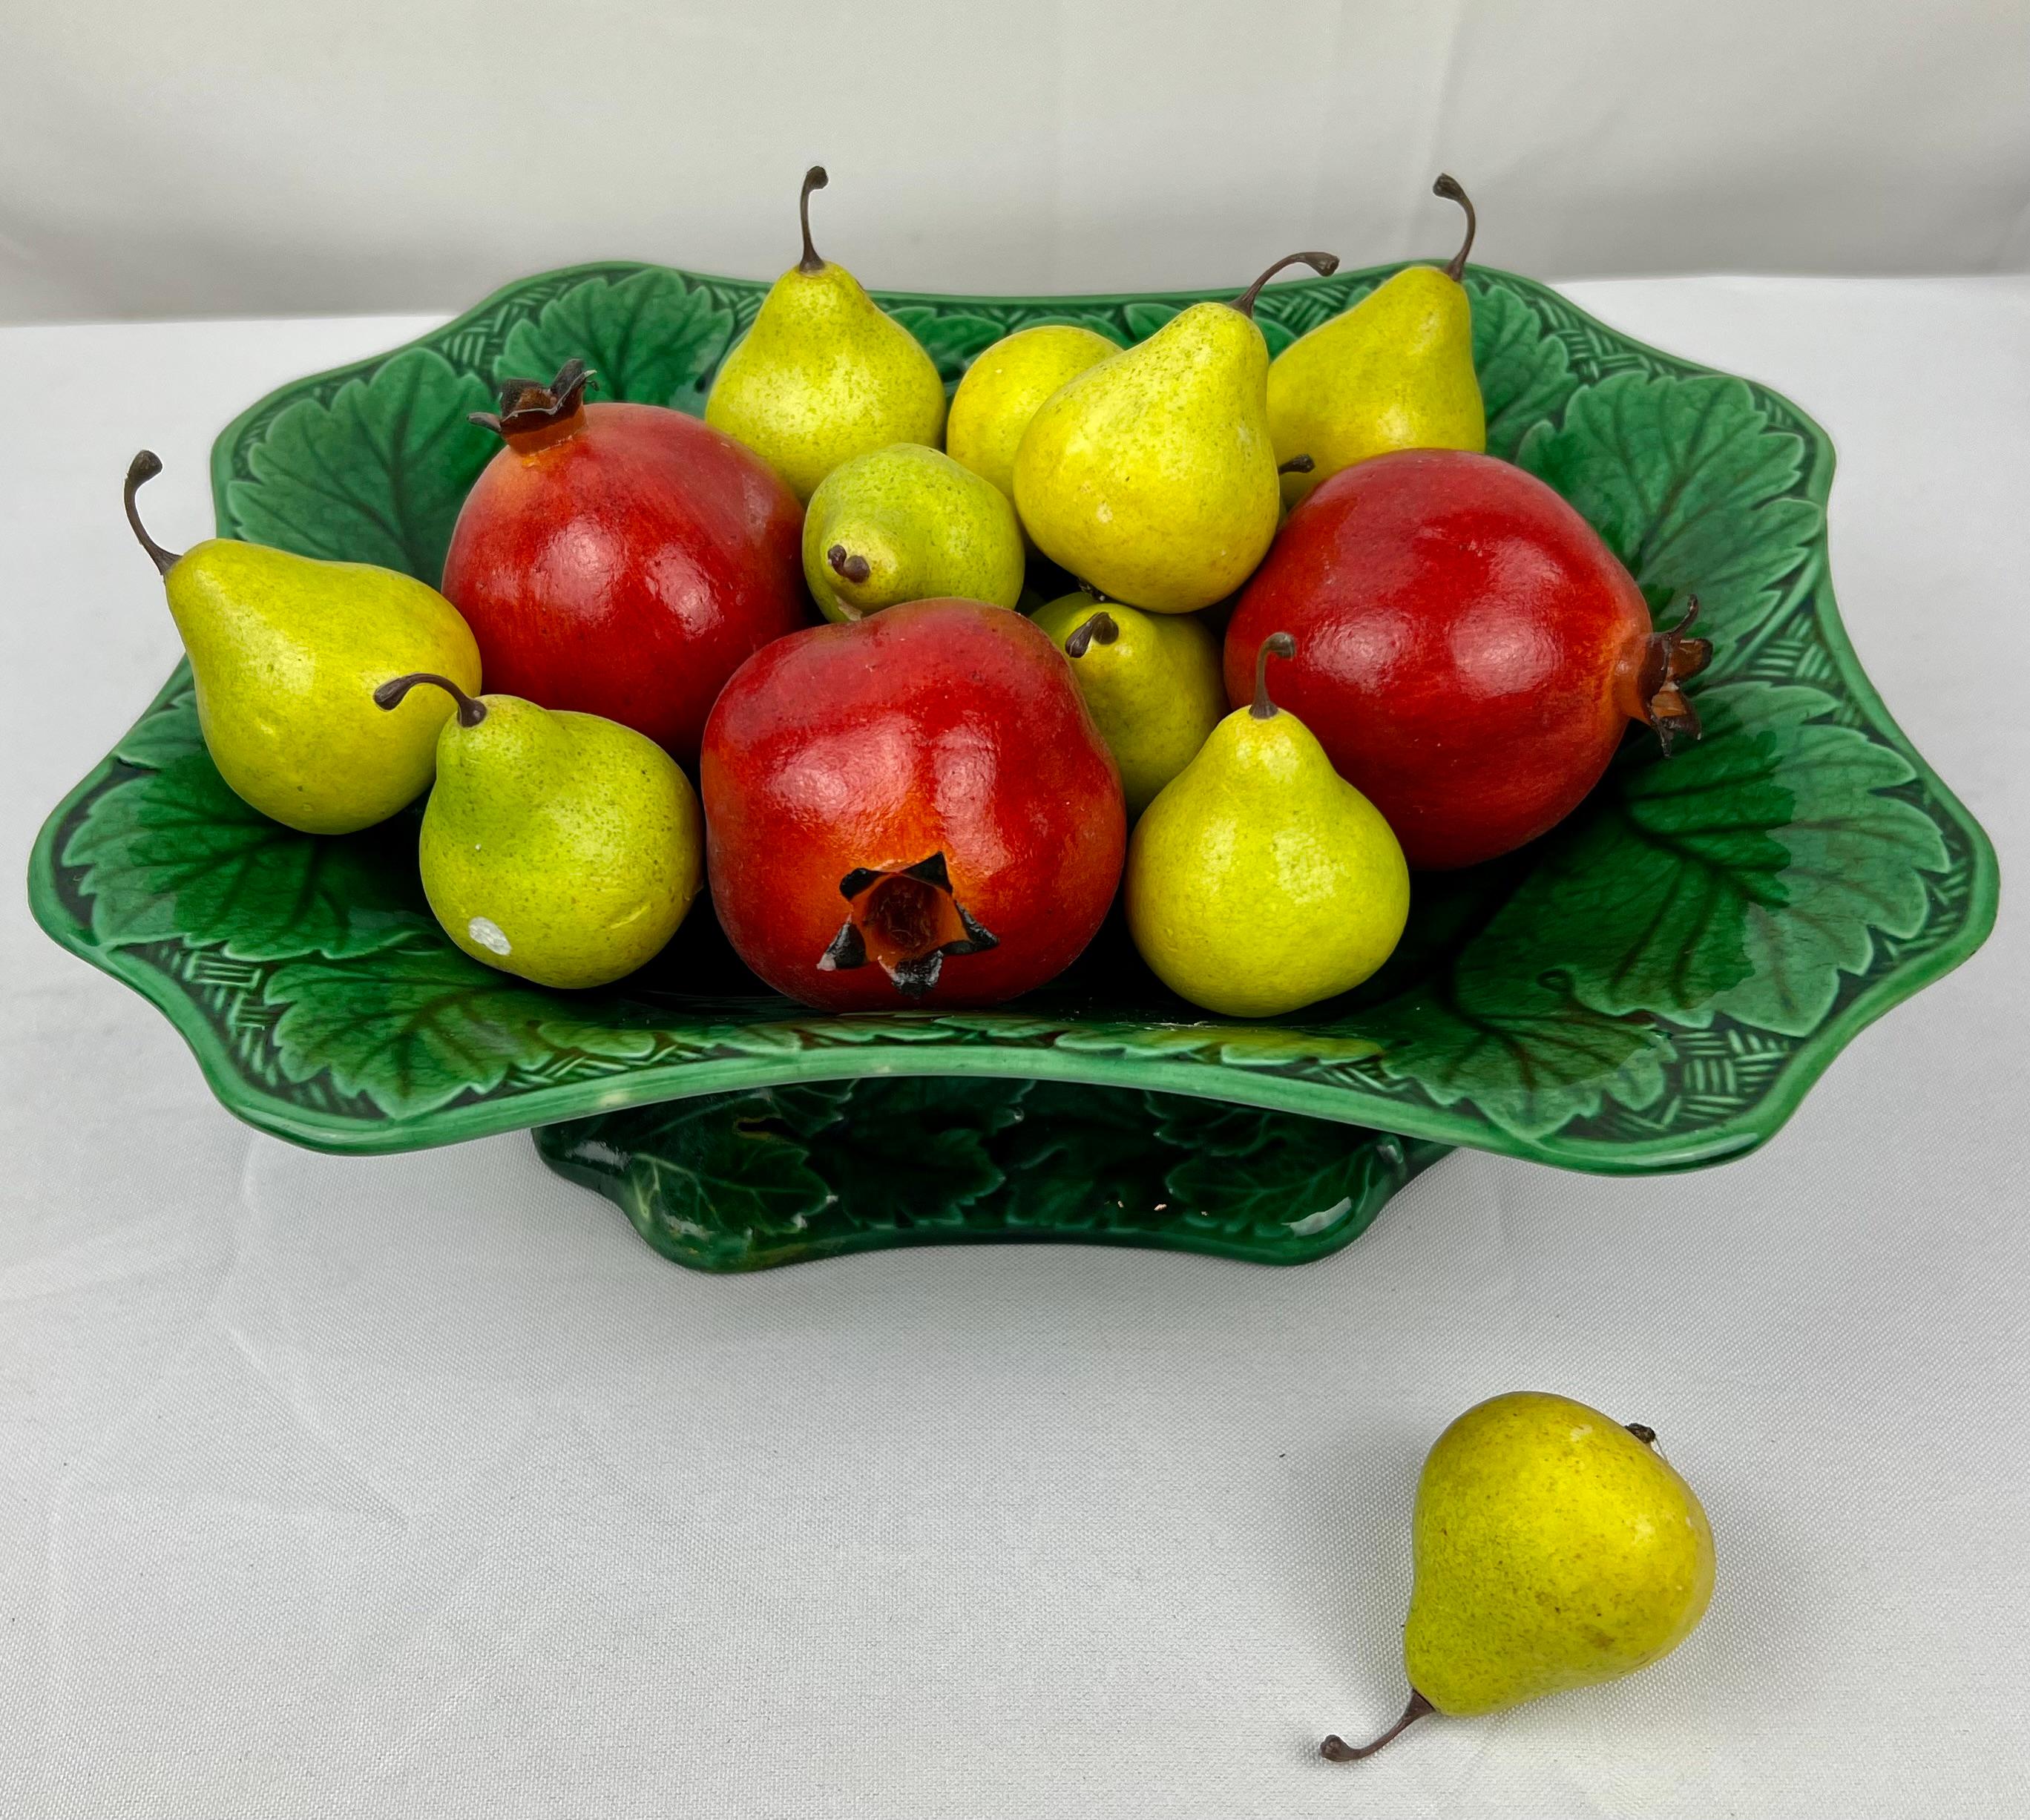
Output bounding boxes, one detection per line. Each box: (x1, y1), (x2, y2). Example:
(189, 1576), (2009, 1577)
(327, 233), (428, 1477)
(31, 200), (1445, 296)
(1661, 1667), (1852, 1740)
(27, 259), (1999, 1240)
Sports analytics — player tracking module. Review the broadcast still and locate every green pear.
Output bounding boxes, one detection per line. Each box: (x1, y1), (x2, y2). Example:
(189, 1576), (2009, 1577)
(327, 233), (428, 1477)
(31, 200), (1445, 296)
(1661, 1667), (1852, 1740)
(705, 167), (947, 502)
(1322, 1392), (1716, 1763)
(1125, 634), (1406, 1015)
(376, 675), (701, 990)
(1269, 176), (1487, 507)
(1029, 594), (1224, 817)
(803, 444), (1024, 624)
(1014, 251), (1339, 614)
(946, 323), (1119, 503)
(123, 450), (479, 835)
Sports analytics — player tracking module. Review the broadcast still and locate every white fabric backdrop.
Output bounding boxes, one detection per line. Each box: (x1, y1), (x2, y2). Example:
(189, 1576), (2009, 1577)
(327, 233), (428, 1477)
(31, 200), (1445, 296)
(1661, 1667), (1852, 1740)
(3, 275), (2027, 1815)
(3, 0), (2028, 324)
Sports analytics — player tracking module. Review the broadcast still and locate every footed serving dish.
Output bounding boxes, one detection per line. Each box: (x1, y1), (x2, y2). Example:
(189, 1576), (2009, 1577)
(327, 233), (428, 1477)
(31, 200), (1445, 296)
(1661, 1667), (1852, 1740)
(28, 258), (1997, 1269)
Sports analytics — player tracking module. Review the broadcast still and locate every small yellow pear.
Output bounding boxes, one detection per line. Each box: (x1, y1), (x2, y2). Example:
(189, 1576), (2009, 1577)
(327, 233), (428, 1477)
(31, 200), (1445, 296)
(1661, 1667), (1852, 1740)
(1269, 176), (1487, 507)
(803, 444), (1024, 624)
(124, 450), (480, 836)
(706, 168), (947, 502)
(1322, 1391), (1716, 1764)
(1014, 252), (1338, 614)
(947, 323), (1118, 502)
(1029, 594), (1224, 817)
(1125, 633), (1407, 1016)
(378, 674), (701, 990)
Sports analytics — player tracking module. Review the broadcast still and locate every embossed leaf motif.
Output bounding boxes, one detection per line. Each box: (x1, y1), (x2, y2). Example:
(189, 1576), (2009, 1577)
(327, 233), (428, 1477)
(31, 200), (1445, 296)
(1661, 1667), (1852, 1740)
(266, 942), (562, 1117)
(811, 1077), (1027, 1232)
(113, 674), (204, 772)
(883, 307), (1007, 381)
(1473, 684), (1950, 1036)
(612, 1091), (834, 1245)
(996, 1083), (1173, 1230)
(499, 269), (735, 415)
(226, 348), (493, 584)
(1166, 1120), (1402, 1241)
(1517, 371), (1823, 661)
(64, 752), (432, 961)
(1470, 281), (1578, 461)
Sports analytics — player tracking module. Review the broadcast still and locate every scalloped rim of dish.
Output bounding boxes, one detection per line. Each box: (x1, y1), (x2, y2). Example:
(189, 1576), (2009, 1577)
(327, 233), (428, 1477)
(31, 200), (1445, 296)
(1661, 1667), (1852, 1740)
(27, 260), (2000, 1170)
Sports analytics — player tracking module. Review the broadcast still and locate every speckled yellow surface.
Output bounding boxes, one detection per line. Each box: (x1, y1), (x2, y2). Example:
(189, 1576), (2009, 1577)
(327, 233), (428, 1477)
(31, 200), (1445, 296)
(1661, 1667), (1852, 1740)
(1124, 687), (1407, 1016)
(947, 323), (1117, 502)
(1014, 303), (1283, 614)
(802, 444), (1023, 623)
(1405, 1391), (1716, 1718)
(706, 262), (947, 503)
(418, 694), (700, 991)
(1268, 264), (1485, 506)
(168, 538), (479, 835)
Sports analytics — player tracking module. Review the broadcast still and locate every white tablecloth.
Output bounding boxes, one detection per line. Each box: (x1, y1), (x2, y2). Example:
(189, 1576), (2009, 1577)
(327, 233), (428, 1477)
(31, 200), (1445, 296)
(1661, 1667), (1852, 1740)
(4, 277), (2026, 1819)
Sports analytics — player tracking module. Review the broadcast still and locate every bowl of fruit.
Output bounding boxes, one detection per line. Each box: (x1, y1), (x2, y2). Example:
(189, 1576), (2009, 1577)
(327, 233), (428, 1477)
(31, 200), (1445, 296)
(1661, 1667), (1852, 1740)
(29, 171), (1997, 1272)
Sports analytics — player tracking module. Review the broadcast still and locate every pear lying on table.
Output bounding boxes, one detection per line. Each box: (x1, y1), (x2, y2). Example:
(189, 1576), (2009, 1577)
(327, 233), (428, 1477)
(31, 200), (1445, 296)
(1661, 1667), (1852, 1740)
(375, 674), (701, 990)
(1322, 1390), (1716, 1762)
(123, 450), (480, 835)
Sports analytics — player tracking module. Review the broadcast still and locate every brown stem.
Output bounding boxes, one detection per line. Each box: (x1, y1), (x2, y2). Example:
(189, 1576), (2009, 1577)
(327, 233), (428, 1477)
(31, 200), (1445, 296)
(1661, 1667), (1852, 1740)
(469, 360), (595, 447)
(375, 671), (487, 728)
(1321, 1691), (1435, 1763)
(1433, 174), (1477, 282)
(1638, 595), (1714, 755)
(826, 543), (872, 585)
(1278, 454), (1315, 476)
(1229, 251), (1340, 318)
(1251, 631), (1295, 719)
(123, 450), (180, 575)
(799, 165), (830, 273)
(1063, 611), (1119, 659)
(1626, 1422), (1658, 1446)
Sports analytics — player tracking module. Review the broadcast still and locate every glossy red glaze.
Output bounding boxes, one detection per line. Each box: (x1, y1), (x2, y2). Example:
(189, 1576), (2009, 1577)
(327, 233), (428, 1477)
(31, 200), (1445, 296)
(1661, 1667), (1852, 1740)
(703, 598), (1126, 1010)
(442, 401), (808, 763)
(1225, 448), (1656, 870)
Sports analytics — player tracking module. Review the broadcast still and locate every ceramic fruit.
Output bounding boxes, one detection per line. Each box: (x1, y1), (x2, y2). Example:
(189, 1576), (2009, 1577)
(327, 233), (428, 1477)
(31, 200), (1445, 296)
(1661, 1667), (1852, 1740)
(1126, 634), (1408, 1016)
(441, 360), (806, 766)
(121, 450), (480, 836)
(375, 673), (700, 989)
(1269, 176), (1487, 507)
(946, 323), (1119, 503)
(701, 597), (1125, 1010)
(1323, 1391), (1715, 1762)
(704, 166), (947, 502)
(1013, 251), (1339, 614)
(1029, 594), (1226, 817)
(802, 444), (1024, 624)
(1226, 448), (1712, 870)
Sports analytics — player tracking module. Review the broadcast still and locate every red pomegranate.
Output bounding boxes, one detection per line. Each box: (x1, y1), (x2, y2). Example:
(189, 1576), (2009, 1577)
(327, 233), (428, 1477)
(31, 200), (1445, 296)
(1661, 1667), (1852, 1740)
(442, 360), (808, 763)
(702, 598), (1126, 1010)
(1224, 448), (1710, 870)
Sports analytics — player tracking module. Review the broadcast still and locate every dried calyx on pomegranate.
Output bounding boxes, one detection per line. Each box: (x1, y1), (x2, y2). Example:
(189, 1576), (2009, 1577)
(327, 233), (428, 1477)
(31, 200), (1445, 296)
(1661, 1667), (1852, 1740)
(1638, 597), (1713, 755)
(817, 851), (999, 997)
(469, 359), (597, 445)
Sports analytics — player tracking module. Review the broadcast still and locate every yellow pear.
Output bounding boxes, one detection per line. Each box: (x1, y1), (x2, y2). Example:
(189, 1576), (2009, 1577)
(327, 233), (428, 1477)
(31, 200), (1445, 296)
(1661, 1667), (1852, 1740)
(1125, 633), (1407, 1015)
(1014, 252), (1338, 614)
(947, 323), (1118, 502)
(1029, 594), (1224, 817)
(1269, 175), (1487, 507)
(1322, 1391), (1716, 1763)
(705, 168), (947, 502)
(123, 450), (480, 835)
(377, 674), (701, 990)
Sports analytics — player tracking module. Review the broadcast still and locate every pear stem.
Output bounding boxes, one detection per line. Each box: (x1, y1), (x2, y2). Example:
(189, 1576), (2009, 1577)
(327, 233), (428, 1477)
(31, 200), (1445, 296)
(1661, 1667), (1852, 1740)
(1321, 1690), (1435, 1763)
(375, 671), (487, 728)
(1278, 454), (1315, 476)
(799, 165), (829, 274)
(826, 543), (872, 585)
(1434, 174), (1476, 282)
(123, 450), (181, 575)
(1251, 631), (1295, 719)
(1063, 611), (1118, 659)
(1229, 251), (1340, 319)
